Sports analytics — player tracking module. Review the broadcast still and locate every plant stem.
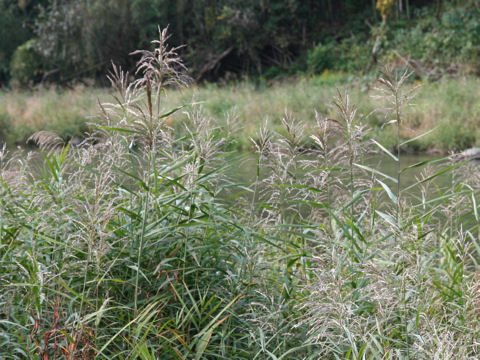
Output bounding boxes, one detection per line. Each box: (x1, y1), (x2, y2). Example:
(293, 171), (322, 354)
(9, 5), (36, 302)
(134, 175), (150, 314)
(395, 82), (410, 360)
(250, 153), (262, 226)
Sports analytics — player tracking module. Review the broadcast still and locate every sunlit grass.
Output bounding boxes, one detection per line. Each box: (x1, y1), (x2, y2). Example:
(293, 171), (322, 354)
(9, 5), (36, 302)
(2, 75), (480, 153)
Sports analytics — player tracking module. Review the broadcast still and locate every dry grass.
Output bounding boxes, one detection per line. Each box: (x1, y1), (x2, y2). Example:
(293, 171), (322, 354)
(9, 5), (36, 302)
(2, 75), (480, 153)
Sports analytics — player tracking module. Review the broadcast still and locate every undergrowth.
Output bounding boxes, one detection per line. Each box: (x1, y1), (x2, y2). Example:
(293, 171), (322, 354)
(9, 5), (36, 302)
(1, 28), (480, 359)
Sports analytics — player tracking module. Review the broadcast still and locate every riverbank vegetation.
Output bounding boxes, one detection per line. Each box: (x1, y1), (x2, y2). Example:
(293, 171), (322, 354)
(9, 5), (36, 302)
(2, 1), (480, 154)
(1, 0), (480, 86)
(2, 28), (480, 359)
(2, 74), (480, 153)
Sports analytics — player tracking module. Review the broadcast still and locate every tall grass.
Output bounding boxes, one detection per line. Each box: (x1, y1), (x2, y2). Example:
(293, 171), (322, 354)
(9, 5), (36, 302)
(1, 28), (480, 359)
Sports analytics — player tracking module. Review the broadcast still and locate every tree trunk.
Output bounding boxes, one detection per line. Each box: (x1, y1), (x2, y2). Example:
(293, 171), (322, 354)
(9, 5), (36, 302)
(436, 0), (443, 19)
(327, 0), (333, 23)
(177, 0), (185, 45)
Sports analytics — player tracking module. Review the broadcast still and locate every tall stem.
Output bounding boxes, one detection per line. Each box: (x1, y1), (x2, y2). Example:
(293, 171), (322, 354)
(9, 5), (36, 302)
(250, 153), (262, 226)
(134, 156), (151, 314)
(395, 85), (410, 360)
(395, 91), (401, 226)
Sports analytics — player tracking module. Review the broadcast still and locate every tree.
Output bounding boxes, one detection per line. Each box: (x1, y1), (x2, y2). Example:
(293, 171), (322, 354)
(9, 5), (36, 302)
(0, 0), (46, 83)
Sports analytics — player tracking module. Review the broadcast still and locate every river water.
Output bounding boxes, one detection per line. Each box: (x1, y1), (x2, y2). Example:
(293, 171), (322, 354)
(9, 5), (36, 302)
(230, 152), (452, 191)
(2, 146), (459, 204)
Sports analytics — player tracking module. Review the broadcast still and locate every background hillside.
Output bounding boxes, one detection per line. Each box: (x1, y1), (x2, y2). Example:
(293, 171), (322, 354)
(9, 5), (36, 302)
(1, 0), (479, 86)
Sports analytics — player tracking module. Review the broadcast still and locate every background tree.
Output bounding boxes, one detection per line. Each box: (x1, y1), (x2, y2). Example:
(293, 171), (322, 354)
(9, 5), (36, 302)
(0, 0), (47, 83)
(1, 0), (479, 86)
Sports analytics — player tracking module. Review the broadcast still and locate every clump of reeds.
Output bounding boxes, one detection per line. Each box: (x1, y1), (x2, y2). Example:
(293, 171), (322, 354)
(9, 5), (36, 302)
(287, 66), (480, 359)
(0, 27), (254, 359)
(2, 28), (480, 359)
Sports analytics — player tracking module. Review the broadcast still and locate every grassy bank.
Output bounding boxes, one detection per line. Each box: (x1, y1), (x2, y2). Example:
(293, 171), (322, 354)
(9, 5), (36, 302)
(2, 74), (480, 153)
(2, 33), (480, 358)
(0, 86), (109, 147)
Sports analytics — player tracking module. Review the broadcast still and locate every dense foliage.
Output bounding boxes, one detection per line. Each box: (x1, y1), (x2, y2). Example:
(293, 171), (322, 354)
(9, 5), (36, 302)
(0, 0), (47, 84)
(2, 29), (480, 359)
(1, 0), (479, 86)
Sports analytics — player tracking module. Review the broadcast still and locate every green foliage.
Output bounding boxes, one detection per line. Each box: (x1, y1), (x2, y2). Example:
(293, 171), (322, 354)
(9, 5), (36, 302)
(3, 75), (480, 152)
(3, 0), (480, 85)
(336, 35), (372, 73)
(2, 30), (480, 358)
(33, 0), (137, 83)
(9, 40), (44, 86)
(0, 0), (48, 83)
(385, 2), (480, 76)
(435, 121), (476, 151)
(307, 42), (335, 74)
(131, 0), (168, 46)
(0, 111), (11, 145)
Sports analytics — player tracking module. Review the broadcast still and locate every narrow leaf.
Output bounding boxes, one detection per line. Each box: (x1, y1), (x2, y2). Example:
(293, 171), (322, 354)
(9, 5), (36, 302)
(372, 139), (398, 161)
(400, 127), (437, 146)
(375, 210), (398, 229)
(97, 125), (141, 134)
(354, 163), (398, 183)
(377, 179), (398, 204)
(403, 162), (461, 192)
(401, 156), (448, 173)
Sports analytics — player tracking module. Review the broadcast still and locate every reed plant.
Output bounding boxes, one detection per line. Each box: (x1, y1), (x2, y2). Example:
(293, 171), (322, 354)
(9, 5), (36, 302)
(1, 28), (480, 359)
(293, 67), (480, 359)
(0, 27), (254, 359)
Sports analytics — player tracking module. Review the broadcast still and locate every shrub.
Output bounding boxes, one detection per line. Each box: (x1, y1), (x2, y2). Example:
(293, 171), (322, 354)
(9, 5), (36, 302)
(336, 35), (371, 73)
(307, 41), (335, 74)
(0, 0), (34, 83)
(436, 121), (476, 151)
(9, 40), (44, 86)
(386, 3), (480, 76)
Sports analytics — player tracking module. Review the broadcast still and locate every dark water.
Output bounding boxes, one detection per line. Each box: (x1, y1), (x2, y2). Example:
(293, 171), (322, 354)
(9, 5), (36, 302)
(224, 152), (469, 223)
(231, 152), (452, 190)
(3, 147), (457, 204)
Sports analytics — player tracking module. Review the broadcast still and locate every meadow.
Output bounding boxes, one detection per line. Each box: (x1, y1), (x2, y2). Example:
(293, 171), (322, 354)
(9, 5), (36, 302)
(1, 72), (480, 154)
(1, 29), (480, 359)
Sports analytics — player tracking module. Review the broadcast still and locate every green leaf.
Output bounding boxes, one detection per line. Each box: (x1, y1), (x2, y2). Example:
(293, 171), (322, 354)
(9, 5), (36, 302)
(400, 127), (437, 146)
(194, 294), (241, 359)
(42, 152), (59, 182)
(112, 165), (149, 190)
(354, 163), (398, 183)
(377, 179), (397, 204)
(403, 162), (461, 192)
(195, 314), (230, 360)
(54, 279), (94, 307)
(158, 105), (185, 119)
(375, 210), (398, 229)
(339, 190), (370, 212)
(273, 183), (324, 193)
(400, 156), (448, 173)
(372, 139), (398, 161)
(97, 302), (160, 357)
